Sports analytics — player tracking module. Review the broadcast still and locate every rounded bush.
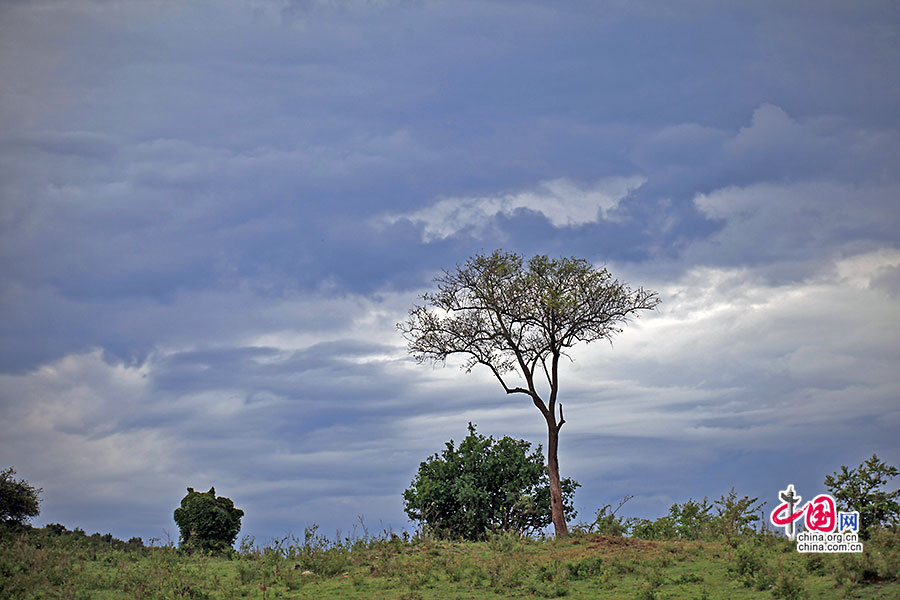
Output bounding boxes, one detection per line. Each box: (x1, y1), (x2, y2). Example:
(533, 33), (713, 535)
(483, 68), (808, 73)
(173, 486), (244, 553)
(403, 423), (578, 540)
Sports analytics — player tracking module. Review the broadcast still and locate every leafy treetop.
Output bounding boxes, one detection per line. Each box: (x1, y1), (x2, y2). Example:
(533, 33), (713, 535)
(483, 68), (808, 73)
(0, 467), (42, 526)
(401, 251), (660, 412)
(825, 453), (900, 539)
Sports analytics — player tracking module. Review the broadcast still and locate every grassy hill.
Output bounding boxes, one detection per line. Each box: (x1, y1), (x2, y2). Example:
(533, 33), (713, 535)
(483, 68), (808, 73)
(2, 522), (898, 599)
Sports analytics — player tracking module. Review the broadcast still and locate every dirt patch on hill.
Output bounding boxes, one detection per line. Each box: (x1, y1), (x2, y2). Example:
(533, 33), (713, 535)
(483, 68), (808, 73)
(585, 535), (658, 551)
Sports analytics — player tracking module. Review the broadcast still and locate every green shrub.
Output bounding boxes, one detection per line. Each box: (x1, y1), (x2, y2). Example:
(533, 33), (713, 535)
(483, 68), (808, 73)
(867, 526), (900, 580)
(627, 490), (764, 541)
(712, 488), (764, 538)
(403, 423), (578, 540)
(771, 564), (807, 600)
(628, 516), (676, 540)
(670, 497), (714, 540)
(834, 526), (900, 586)
(804, 553), (826, 575)
(672, 572), (704, 584)
(636, 570), (663, 600)
(173, 487), (243, 554)
(731, 543), (765, 588)
(589, 496), (631, 536)
(529, 560), (570, 597)
(486, 530), (520, 554)
(566, 554), (604, 580)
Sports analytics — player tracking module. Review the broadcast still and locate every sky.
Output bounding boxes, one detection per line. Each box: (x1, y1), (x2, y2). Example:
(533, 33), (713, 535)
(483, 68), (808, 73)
(1, 0), (899, 544)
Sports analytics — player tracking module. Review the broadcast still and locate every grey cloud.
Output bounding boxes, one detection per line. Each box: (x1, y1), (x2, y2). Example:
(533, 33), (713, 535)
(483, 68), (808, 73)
(2, 0), (900, 542)
(686, 181), (900, 276)
(634, 103), (900, 196)
(13, 131), (120, 158)
(870, 263), (900, 297)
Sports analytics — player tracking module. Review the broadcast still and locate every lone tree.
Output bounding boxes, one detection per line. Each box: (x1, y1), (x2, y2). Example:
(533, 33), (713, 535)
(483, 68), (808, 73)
(824, 454), (900, 539)
(0, 467), (42, 526)
(399, 250), (659, 536)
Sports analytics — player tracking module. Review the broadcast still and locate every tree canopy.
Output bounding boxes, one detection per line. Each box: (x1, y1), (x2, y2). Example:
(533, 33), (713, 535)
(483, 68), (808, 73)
(401, 251), (659, 392)
(825, 454), (900, 539)
(0, 467), (42, 526)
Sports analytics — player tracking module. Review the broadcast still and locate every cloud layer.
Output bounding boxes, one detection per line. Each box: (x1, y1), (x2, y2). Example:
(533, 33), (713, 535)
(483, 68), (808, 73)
(1, 0), (898, 542)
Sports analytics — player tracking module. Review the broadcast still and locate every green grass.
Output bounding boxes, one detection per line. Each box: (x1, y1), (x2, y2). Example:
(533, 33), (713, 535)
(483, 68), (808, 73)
(2, 524), (899, 599)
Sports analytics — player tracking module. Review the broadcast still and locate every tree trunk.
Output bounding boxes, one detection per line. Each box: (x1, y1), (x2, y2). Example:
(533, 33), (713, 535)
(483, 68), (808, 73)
(546, 420), (569, 536)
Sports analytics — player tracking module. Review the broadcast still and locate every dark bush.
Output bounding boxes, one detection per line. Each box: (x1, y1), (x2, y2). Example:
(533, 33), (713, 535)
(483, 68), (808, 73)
(173, 486), (244, 554)
(45, 523), (68, 536)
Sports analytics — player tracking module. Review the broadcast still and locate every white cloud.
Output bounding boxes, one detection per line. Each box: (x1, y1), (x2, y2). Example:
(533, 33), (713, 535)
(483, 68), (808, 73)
(383, 176), (646, 242)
